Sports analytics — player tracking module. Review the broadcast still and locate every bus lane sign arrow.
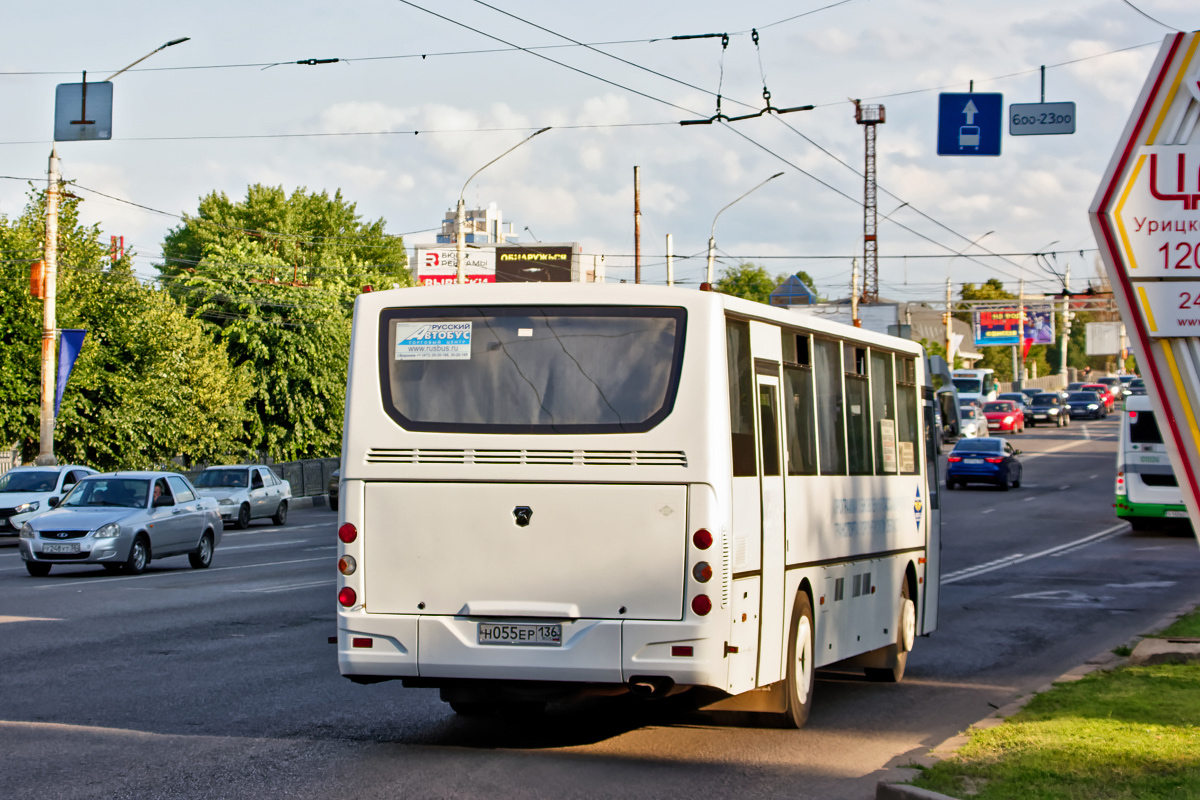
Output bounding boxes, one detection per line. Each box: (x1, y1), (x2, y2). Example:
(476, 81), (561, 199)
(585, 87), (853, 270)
(1090, 31), (1200, 536)
(937, 92), (1002, 156)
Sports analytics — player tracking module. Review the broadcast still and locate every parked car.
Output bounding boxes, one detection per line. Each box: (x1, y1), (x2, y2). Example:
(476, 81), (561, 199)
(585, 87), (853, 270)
(959, 406), (989, 438)
(983, 400), (1025, 434)
(193, 465), (291, 529)
(329, 468), (339, 512)
(1026, 392), (1069, 427)
(1081, 383), (1116, 412)
(17, 471), (222, 577)
(946, 437), (1023, 490)
(0, 464), (96, 538)
(1129, 378), (1147, 396)
(1066, 390), (1107, 419)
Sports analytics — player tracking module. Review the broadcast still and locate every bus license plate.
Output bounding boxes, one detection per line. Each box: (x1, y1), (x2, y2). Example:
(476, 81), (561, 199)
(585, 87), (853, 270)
(1166, 510), (1190, 518)
(477, 623), (562, 647)
(42, 543), (79, 554)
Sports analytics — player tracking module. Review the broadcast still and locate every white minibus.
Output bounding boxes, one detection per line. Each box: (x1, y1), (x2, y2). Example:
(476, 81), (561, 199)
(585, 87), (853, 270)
(1116, 395), (1189, 530)
(951, 368), (997, 406)
(335, 284), (941, 727)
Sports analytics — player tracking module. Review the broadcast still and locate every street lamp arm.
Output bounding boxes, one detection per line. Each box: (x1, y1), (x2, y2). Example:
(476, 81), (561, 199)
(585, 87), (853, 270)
(709, 171), (785, 239)
(459, 126), (551, 202)
(105, 37), (191, 82)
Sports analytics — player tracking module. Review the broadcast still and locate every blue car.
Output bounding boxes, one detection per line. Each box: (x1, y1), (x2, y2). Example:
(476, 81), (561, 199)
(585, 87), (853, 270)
(946, 437), (1023, 490)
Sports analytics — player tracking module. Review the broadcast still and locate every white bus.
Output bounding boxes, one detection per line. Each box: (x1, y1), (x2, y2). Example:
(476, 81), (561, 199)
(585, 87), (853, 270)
(1116, 395), (1189, 530)
(951, 368), (997, 406)
(335, 284), (941, 726)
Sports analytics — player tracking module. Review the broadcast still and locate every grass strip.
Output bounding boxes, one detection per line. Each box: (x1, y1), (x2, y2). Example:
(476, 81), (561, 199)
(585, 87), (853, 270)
(911, 662), (1200, 799)
(1157, 608), (1200, 639)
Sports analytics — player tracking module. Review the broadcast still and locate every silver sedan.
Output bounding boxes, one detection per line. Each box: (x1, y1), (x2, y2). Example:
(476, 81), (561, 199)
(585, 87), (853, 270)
(18, 471), (223, 577)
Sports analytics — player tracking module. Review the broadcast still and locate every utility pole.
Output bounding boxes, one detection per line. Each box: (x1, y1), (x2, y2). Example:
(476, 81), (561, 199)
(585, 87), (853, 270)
(851, 259), (861, 327)
(665, 233), (673, 287)
(36, 147), (60, 465)
(944, 277), (953, 368)
(633, 166), (642, 284)
(1061, 263), (1071, 379)
(1016, 278), (1026, 390)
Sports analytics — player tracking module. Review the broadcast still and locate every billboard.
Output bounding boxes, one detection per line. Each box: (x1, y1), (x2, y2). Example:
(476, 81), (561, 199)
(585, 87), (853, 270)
(414, 247), (496, 285)
(972, 306), (1055, 347)
(1085, 321), (1124, 356)
(496, 245), (576, 282)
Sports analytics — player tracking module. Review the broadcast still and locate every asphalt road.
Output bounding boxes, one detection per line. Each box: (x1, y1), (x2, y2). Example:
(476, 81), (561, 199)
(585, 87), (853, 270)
(2, 416), (1198, 800)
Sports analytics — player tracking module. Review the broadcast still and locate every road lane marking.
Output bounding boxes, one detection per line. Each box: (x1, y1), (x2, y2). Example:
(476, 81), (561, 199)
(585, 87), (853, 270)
(1105, 581), (1176, 588)
(1023, 496), (1036, 501)
(1059, 485), (1070, 490)
(219, 540), (306, 552)
(222, 523), (331, 537)
(0, 616), (62, 623)
(240, 579), (332, 593)
(981, 508), (994, 514)
(942, 522), (1131, 585)
(33, 556), (330, 590)
(1019, 438), (1095, 463)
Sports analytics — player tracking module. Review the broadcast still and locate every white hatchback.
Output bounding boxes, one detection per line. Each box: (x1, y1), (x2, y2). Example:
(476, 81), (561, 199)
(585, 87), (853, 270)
(0, 465), (97, 538)
(192, 465), (291, 529)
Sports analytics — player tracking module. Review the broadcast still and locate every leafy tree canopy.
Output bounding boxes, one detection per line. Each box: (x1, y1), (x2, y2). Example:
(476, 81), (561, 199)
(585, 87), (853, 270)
(161, 185), (411, 460)
(715, 263), (819, 304)
(0, 190), (251, 468)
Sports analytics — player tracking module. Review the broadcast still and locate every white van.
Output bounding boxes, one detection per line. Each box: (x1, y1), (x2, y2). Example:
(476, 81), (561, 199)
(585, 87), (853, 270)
(951, 368), (997, 407)
(1115, 395), (1189, 530)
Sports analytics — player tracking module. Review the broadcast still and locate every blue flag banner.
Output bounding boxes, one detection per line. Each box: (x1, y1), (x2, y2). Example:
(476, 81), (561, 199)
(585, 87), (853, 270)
(54, 329), (87, 418)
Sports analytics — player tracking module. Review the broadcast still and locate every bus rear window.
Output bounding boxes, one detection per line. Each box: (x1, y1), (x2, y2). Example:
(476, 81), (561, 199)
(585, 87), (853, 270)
(378, 306), (686, 433)
(1129, 410), (1164, 444)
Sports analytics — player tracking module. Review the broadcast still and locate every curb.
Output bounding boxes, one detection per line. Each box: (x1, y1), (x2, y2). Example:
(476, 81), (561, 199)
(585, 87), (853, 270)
(288, 494), (330, 511)
(875, 593), (1200, 800)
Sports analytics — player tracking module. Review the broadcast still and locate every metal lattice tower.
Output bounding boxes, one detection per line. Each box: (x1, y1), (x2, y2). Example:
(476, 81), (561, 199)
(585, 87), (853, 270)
(855, 102), (885, 303)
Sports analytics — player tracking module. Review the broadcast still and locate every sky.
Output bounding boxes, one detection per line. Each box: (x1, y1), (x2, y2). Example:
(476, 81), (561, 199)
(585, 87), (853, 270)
(1, 0), (1197, 304)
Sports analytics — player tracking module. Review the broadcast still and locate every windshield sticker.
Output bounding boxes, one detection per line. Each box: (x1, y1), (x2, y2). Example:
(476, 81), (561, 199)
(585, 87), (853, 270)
(394, 321), (472, 360)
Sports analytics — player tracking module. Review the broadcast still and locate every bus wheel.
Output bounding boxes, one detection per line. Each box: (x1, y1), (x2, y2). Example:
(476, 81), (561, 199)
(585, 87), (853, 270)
(782, 593), (816, 728)
(866, 584), (916, 683)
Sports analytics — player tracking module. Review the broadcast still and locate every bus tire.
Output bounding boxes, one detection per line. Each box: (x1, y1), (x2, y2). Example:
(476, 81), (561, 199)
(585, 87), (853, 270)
(865, 583), (915, 683)
(782, 593), (816, 729)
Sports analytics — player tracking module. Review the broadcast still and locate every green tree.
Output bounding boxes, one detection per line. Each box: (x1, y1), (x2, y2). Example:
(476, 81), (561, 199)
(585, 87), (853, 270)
(161, 185), (412, 459)
(0, 190), (251, 468)
(715, 262), (821, 304)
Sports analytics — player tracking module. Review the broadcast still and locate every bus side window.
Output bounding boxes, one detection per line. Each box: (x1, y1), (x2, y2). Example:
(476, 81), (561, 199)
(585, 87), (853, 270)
(845, 345), (872, 475)
(783, 365), (817, 475)
(726, 319), (757, 477)
(897, 358), (919, 474)
(870, 350), (896, 473)
(814, 338), (847, 475)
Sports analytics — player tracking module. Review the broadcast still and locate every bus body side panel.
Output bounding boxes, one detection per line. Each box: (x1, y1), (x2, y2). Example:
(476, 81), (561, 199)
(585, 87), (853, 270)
(1119, 399), (1187, 518)
(727, 576), (762, 694)
(921, 375), (941, 634)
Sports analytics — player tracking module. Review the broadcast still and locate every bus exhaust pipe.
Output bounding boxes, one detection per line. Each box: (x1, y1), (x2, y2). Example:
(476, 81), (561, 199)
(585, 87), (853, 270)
(628, 676), (673, 697)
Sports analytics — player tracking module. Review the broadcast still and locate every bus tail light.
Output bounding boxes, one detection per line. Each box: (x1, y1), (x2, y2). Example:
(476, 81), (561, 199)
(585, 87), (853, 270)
(692, 529), (713, 550)
(1116, 471), (1126, 495)
(338, 587), (357, 607)
(338, 555), (357, 575)
(692, 561), (712, 582)
(338, 523), (357, 543)
(691, 595), (712, 616)
(671, 645), (693, 657)
(352, 637), (373, 648)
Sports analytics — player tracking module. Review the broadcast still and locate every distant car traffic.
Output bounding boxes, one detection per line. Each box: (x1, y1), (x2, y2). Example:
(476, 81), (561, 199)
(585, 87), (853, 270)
(18, 471), (222, 577)
(329, 468), (339, 512)
(959, 406), (989, 438)
(1081, 383), (1117, 412)
(1017, 387), (1043, 402)
(1129, 378), (1147, 396)
(1098, 376), (1131, 398)
(193, 465), (291, 529)
(946, 437), (1023, 490)
(0, 464), (97, 538)
(997, 392), (1031, 411)
(983, 400), (1025, 434)
(1067, 382), (1087, 391)
(1026, 392), (1069, 427)
(1067, 391), (1106, 419)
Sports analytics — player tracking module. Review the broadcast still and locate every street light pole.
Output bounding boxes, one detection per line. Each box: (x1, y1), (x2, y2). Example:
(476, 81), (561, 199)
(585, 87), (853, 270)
(456, 127), (550, 284)
(706, 172), (784, 285)
(34, 37), (190, 465)
(942, 230), (994, 368)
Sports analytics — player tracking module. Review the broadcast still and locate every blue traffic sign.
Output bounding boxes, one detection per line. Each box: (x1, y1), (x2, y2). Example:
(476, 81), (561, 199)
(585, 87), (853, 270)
(937, 93), (1002, 156)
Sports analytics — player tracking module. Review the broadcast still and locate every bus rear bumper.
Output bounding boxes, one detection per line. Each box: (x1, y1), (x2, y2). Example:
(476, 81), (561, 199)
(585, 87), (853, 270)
(338, 612), (727, 689)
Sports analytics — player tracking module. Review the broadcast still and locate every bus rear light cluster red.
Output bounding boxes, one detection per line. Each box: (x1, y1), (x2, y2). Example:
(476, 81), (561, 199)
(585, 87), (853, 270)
(692, 561), (712, 582)
(338, 523), (357, 543)
(692, 529), (713, 550)
(338, 586), (357, 607)
(691, 595), (712, 616)
(352, 637), (373, 648)
(671, 645), (693, 657)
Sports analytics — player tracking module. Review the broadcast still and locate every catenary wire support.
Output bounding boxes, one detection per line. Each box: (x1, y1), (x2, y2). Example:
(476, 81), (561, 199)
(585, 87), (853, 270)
(682, 30), (813, 125)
